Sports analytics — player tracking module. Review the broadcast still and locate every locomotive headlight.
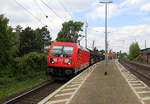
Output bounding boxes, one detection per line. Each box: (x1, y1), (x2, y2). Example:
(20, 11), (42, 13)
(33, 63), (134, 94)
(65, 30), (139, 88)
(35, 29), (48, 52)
(64, 59), (69, 63)
(53, 58), (57, 62)
(50, 58), (57, 63)
(64, 59), (72, 64)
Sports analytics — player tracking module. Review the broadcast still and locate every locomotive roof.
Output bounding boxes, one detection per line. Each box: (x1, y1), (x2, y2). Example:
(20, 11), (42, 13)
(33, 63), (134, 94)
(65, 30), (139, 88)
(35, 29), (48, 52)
(52, 42), (77, 46)
(141, 48), (150, 52)
(52, 42), (89, 52)
(78, 45), (89, 52)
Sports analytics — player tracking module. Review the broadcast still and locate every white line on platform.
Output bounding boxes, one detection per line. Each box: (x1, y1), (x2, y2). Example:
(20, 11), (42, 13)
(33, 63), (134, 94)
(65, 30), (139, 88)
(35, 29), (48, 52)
(125, 74), (131, 76)
(72, 80), (82, 82)
(65, 63), (96, 104)
(127, 75), (136, 78)
(130, 83), (143, 86)
(129, 75), (136, 77)
(67, 84), (79, 87)
(136, 88), (149, 91)
(61, 88), (77, 92)
(71, 82), (81, 84)
(115, 61), (145, 104)
(75, 80), (83, 82)
(137, 91), (150, 94)
(48, 99), (68, 104)
(38, 68), (90, 104)
(141, 97), (150, 101)
(55, 92), (73, 97)
(128, 81), (141, 83)
(128, 79), (137, 81)
(127, 76), (136, 78)
(134, 86), (146, 89)
(38, 63), (97, 104)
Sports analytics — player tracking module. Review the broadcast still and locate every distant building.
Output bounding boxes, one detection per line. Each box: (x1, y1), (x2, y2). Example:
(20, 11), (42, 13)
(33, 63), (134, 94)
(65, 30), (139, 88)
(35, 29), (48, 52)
(106, 52), (117, 59)
(140, 48), (150, 63)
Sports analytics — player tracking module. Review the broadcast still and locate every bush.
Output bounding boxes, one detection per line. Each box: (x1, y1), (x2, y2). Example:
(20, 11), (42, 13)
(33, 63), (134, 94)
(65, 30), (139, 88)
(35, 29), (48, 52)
(0, 64), (14, 78)
(0, 77), (15, 85)
(13, 52), (47, 80)
(128, 42), (140, 60)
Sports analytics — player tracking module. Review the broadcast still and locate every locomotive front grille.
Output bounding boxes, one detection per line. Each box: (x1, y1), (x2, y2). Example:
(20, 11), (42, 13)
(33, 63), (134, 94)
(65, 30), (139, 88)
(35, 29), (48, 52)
(48, 66), (74, 76)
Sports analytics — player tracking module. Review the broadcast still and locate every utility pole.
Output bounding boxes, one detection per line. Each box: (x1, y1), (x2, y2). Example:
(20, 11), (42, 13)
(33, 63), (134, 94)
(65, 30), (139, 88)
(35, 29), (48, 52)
(145, 40), (147, 49)
(92, 40), (95, 50)
(85, 21), (88, 48)
(99, 1), (112, 75)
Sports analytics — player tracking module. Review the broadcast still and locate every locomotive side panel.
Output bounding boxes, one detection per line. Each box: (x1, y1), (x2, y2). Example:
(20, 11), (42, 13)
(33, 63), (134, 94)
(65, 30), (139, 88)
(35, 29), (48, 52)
(75, 48), (90, 73)
(47, 42), (91, 79)
(47, 42), (78, 77)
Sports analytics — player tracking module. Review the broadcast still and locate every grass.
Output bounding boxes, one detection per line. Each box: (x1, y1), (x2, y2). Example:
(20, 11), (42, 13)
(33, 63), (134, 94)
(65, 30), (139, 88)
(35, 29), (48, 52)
(0, 74), (50, 100)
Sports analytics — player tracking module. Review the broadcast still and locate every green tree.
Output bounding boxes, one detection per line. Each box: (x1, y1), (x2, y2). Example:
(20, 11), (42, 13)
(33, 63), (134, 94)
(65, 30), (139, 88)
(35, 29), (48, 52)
(35, 26), (51, 49)
(19, 26), (51, 55)
(0, 15), (17, 66)
(93, 47), (99, 52)
(19, 27), (34, 55)
(128, 42), (140, 60)
(99, 50), (105, 55)
(15, 25), (22, 41)
(117, 51), (127, 59)
(56, 20), (84, 43)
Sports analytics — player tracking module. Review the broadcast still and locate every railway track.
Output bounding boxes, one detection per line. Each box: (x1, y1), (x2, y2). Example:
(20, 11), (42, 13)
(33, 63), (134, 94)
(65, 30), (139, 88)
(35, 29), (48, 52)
(2, 80), (65, 104)
(119, 59), (150, 87)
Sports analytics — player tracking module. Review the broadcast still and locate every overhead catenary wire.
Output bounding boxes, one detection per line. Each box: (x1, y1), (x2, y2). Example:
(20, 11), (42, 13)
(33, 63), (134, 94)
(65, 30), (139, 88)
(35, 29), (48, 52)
(15, 0), (46, 26)
(14, 0), (46, 26)
(33, 0), (52, 29)
(40, 0), (64, 21)
(34, 0), (48, 18)
(33, 0), (58, 31)
(56, 0), (73, 20)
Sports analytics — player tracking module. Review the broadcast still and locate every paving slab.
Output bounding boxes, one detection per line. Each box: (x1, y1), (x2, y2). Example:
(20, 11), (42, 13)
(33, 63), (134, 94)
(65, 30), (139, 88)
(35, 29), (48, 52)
(69, 60), (142, 104)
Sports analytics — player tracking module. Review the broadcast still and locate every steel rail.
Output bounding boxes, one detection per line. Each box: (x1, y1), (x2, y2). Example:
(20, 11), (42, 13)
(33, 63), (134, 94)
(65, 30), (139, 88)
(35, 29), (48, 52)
(3, 81), (53, 104)
(120, 60), (150, 87)
(123, 62), (150, 81)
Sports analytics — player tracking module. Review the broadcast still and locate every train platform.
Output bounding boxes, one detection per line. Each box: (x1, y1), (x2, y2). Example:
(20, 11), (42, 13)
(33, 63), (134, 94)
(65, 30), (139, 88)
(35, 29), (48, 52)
(38, 60), (150, 104)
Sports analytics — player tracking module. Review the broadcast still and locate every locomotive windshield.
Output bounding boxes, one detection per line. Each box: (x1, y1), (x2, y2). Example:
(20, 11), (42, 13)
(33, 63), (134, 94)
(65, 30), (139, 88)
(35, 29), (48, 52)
(52, 45), (73, 57)
(52, 46), (63, 57)
(63, 46), (73, 57)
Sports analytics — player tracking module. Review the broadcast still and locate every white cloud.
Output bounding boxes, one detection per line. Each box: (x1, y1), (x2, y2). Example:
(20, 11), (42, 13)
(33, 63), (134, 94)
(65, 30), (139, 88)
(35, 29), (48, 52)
(60, 0), (94, 12)
(92, 27), (115, 33)
(130, 0), (144, 4)
(1, 0), (150, 53)
(89, 4), (120, 19)
(121, 0), (144, 7)
(87, 25), (150, 52)
(0, 0), (96, 39)
(140, 3), (150, 12)
(88, 0), (144, 20)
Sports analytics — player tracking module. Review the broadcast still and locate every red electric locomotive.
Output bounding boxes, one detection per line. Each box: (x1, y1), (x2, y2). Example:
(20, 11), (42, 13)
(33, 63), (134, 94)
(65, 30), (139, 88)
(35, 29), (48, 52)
(47, 42), (90, 78)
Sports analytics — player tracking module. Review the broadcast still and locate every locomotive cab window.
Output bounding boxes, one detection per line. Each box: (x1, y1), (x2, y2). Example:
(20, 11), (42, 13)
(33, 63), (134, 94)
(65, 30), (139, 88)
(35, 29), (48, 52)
(52, 46), (63, 57)
(52, 45), (73, 57)
(63, 46), (73, 57)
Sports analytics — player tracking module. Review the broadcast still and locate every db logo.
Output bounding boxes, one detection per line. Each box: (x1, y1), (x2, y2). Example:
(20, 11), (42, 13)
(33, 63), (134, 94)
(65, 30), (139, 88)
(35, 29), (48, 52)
(58, 58), (63, 64)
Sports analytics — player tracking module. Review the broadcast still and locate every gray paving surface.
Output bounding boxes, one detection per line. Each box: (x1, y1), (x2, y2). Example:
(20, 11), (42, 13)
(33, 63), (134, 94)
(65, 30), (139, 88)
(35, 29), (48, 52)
(69, 60), (142, 104)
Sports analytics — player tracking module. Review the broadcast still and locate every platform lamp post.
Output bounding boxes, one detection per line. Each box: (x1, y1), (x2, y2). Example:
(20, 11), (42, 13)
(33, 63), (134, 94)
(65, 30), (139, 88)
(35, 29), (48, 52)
(85, 21), (88, 48)
(99, 1), (112, 75)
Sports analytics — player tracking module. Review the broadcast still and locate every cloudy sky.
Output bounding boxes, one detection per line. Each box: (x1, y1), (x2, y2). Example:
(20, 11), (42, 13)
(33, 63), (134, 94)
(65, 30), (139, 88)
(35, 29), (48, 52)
(1, 0), (150, 53)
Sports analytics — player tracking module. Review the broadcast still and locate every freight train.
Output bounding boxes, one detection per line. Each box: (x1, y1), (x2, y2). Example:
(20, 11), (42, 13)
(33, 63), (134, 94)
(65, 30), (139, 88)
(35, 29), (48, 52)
(47, 42), (104, 79)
